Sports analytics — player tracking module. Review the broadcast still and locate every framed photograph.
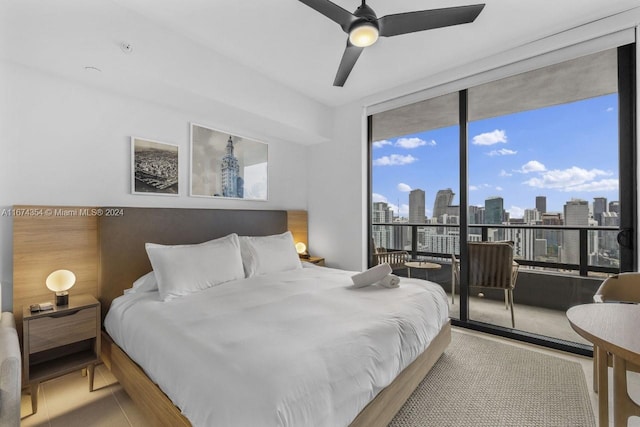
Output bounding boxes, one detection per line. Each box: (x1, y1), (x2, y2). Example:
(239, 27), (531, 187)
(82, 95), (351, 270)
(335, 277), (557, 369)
(190, 123), (268, 200)
(131, 137), (179, 196)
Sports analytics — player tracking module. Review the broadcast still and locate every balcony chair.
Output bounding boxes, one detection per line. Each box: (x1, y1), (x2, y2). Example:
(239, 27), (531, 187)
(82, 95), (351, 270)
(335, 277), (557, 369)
(452, 241), (519, 328)
(592, 272), (640, 393)
(451, 242), (520, 314)
(371, 239), (410, 275)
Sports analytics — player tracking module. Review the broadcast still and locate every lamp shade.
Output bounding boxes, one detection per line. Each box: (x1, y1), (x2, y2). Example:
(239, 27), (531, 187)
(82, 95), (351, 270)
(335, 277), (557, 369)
(295, 242), (307, 255)
(45, 270), (76, 293)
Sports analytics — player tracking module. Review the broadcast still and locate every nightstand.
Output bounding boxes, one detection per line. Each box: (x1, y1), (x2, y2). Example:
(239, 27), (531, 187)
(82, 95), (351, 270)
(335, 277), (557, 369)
(22, 294), (100, 414)
(303, 256), (325, 266)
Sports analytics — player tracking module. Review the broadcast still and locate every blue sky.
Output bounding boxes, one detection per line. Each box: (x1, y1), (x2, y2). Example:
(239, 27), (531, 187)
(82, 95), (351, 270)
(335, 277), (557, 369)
(372, 94), (619, 219)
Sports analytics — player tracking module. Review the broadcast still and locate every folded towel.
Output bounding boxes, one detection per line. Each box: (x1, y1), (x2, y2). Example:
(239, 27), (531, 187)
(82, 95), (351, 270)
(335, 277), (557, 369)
(378, 274), (400, 288)
(351, 263), (392, 288)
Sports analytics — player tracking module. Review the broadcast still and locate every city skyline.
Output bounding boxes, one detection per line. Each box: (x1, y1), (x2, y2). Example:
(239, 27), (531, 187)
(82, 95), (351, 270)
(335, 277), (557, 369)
(372, 94), (618, 219)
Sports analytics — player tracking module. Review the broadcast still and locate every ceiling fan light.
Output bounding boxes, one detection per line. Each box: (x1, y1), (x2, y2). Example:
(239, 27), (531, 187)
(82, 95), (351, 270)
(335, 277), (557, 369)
(349, 23), (379, 47)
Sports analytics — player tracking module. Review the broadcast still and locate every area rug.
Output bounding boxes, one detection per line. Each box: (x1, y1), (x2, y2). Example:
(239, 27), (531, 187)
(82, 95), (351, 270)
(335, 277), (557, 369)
(389, 331), (595, 427)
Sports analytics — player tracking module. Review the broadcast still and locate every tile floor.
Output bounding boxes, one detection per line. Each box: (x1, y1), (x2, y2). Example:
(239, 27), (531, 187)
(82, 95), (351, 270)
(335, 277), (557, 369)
(20, 328), (640, 426)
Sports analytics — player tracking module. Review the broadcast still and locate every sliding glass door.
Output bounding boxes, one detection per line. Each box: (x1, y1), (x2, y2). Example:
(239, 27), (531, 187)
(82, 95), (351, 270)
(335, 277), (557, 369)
(368, 43), (636, 353)
(369, 93), (461, 318)
(466, 48), (623, 342)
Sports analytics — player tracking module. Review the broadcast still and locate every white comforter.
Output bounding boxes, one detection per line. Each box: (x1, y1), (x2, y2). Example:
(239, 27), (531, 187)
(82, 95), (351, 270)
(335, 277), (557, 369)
(104, 265), (449, 427)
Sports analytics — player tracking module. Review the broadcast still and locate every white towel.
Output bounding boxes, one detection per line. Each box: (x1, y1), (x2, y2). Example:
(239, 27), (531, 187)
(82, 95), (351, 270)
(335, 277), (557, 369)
(378, 274), (400, 288)
(351, 263), (392, 288)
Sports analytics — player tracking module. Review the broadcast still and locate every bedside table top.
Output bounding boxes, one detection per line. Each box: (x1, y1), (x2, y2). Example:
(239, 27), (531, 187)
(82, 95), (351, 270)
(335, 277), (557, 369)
(23, 294), (99, 320)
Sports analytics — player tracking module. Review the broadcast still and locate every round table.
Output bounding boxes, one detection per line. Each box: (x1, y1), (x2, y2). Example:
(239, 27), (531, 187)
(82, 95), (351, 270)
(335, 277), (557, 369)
(567, 303), (640, 426)
(404, 261), (441, 280)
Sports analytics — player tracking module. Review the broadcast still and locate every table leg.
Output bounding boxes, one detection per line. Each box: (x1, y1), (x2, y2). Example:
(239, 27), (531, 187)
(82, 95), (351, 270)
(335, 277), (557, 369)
(596, 346), (608, 427)
(30, 381), (40, 414)
(407, 268), (411, 278)
(613, 354), (640, 426)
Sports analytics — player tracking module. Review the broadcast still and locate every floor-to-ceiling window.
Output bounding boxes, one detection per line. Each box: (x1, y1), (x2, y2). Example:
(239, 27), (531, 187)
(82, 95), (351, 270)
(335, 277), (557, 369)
(368, 43), (636, 353)
(466, 49), (622, 341)
(369, 93), (461, 318)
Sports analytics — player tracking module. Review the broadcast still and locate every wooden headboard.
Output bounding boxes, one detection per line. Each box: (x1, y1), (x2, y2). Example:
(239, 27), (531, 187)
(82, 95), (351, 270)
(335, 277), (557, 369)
(99, 207), (294, 319)
(13, 206), (308, 324)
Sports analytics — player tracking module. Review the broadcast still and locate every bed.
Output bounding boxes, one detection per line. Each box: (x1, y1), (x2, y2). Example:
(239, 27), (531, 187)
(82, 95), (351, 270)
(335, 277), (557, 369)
(13, 206), (451, 427)
(105, 261), (449, 426)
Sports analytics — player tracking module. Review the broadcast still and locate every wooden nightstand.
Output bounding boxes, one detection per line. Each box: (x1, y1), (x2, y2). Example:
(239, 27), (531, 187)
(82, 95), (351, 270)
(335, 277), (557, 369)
(302, 256), (325, 266)
(22, 294), (101, 414)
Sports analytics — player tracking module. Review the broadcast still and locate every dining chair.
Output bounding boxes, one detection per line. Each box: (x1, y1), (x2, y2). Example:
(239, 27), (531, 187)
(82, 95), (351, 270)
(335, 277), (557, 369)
(591, 272), (640, 392)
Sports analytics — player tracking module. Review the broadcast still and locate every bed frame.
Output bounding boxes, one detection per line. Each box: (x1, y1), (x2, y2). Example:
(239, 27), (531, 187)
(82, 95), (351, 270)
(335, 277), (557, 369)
(13, 205), (450, 427)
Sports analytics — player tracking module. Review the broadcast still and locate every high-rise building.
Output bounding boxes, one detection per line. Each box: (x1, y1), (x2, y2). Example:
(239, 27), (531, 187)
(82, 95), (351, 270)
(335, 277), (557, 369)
(609, 201), (620, 214)
(372, 202), (394, 250)
(536, 196), (547, 214)
(593, 197), (607, 225)
(524, 208), (540, 224)
(485, 197), (504, 224)
(541, 212), (563, 259)
(468, 206), (484, 225)
(409, 189), (426, 223)
(432, 188), (454, 221)
(562, 199), (590, 264)
(601, 212), (620, 253)
(221, 136), (241, 198)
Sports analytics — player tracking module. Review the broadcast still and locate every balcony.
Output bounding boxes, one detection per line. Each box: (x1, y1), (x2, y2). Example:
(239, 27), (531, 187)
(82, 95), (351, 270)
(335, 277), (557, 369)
(372, 223), (620, 349)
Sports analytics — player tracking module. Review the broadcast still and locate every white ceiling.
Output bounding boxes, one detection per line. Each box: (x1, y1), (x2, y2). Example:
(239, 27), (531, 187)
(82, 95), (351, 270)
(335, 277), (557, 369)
(2, 0), (639, 110)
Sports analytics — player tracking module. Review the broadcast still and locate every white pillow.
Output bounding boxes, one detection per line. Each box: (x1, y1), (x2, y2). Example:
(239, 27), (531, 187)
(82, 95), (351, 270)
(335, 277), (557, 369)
(145, 233), (245, 301)
(239, 231), (302, 277)
(124, 271), (158, 294)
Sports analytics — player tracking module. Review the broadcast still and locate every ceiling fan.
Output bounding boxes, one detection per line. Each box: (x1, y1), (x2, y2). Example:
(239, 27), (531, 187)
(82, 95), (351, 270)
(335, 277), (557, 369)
(298, 0), (485, 87)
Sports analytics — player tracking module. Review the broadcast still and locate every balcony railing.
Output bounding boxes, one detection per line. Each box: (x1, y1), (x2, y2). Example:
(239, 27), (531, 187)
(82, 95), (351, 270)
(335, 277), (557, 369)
(371, 222), (619, 277)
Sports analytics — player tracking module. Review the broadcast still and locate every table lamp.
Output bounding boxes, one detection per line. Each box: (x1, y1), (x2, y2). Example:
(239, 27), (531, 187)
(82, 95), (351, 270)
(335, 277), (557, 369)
(295, 242), (309, 259)
(46, 269), (76, 306)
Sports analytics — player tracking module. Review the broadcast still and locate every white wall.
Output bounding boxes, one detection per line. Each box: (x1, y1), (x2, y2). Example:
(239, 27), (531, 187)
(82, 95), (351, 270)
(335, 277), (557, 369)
(0, 61), (311, 311)
(308, 103), (367, 271)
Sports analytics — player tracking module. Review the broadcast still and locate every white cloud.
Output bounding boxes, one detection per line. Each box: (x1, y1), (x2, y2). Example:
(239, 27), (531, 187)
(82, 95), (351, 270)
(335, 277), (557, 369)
(518, 160), (546, 173)
(372, 193), (388, 203)
(523, 166), (614, 191)
(372, 139), (392, 149)
(507, 206), (524, 219)
(606, 107), (614, 112)
(469, 183), (490, 191)
(568, 179), (619, 192)
(395, 137), (436, 149)
(373, 154), (418, 166)
(495, 186), (503, 191)
(500, 170), (513, 177)
(397, 183), (412, 192)
(472, 129), (507, 146)
(488, 148), (517, 157)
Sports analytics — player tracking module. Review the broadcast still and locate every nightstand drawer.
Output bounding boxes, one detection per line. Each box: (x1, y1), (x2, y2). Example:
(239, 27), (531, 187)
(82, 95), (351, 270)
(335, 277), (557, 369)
(29, 307), (97, 354)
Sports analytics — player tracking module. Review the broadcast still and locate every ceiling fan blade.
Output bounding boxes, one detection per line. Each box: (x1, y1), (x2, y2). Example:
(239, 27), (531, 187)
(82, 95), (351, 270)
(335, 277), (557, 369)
(297, 0), (358, 33)
(378, 4), (485, 37)
(333, 41), (364, 87)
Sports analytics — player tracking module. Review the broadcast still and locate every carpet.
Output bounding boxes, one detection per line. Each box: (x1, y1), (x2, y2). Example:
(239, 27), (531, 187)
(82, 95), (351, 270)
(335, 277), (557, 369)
(389, 331), (595, 427)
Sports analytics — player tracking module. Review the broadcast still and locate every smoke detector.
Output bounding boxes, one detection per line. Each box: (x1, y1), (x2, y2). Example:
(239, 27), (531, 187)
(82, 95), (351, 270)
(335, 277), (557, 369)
(120, 42), (133, 53)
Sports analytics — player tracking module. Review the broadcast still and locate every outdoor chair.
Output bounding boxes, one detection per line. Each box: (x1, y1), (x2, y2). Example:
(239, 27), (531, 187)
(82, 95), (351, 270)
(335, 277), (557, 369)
(452, 241), (519, 328)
